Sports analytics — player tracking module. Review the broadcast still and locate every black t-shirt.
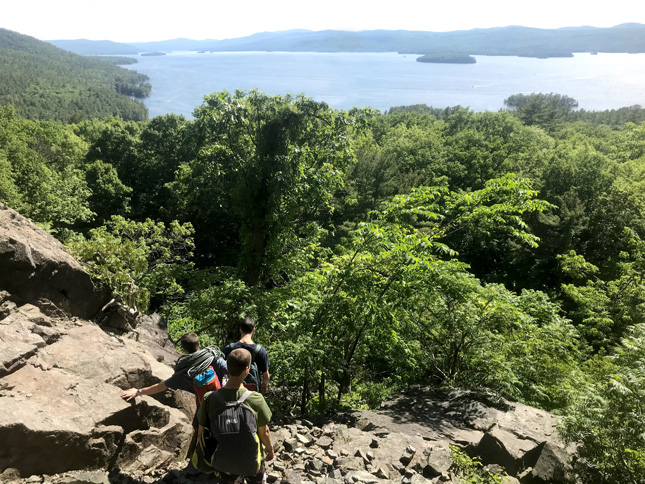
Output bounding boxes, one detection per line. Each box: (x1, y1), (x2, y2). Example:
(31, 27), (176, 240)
(223, 342), (269, 373)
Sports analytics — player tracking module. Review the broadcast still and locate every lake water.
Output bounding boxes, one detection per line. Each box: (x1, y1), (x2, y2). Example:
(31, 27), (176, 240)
(124, 52), (645, 118)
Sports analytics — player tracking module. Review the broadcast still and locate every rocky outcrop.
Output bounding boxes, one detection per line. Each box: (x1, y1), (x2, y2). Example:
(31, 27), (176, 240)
(0, 203), (109, 319)
(0, 301), (193, 479)
(241, 390), (574, 484)
(0, 305), (575, 484)
(0, 206), (194, 480)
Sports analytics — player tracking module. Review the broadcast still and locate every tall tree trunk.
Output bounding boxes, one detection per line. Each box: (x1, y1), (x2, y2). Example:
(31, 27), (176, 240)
(301, 370), (309, 416)
(337, 363), (352, 403)
(243, 220), (267, 287)
(319, 371), (326, 410)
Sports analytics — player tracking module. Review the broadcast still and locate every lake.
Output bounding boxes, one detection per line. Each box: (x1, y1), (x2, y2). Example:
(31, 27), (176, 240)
(124, 52), (645, 118)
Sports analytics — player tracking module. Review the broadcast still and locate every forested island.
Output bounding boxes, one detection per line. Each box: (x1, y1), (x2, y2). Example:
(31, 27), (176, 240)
(416, 53), (476, 63)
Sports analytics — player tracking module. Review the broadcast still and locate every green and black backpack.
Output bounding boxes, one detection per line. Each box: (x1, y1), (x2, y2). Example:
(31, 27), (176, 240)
(211, 390), (262, 476)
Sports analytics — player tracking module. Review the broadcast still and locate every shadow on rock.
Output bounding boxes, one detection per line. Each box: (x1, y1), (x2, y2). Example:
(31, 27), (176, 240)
(108, 464), (218, 483)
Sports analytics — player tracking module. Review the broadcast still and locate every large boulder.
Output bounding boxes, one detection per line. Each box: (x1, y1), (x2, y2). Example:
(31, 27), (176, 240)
(0, 204), (109, 319)
(520, 442), (575, 484)
(0, 302), (193, 478)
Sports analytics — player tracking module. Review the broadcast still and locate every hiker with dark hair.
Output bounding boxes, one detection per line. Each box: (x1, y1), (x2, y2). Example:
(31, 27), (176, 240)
(223, 317), (270, 394)
(196, 348), (274, 483)
(179, 332), (200, 353)
(120, 332), (228, 460)
(120, 332), (227, 403)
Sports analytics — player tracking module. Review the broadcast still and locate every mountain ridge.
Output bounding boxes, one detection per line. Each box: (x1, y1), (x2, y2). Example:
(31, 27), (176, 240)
(48, 24), (645, 57)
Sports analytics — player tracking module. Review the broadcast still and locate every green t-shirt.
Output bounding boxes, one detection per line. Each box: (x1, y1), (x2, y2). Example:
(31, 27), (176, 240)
(198, 387), (272, 429)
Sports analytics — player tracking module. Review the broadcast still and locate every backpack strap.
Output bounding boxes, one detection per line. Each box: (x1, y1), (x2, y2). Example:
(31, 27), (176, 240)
(237, 390), (252, 405)
(250, 344), (262, 362)
(213, 389), (252, 405)
(213, 390), (228, 405)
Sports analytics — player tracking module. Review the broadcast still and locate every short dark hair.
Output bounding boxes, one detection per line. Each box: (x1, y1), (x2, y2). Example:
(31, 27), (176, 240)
(240, 317), (255, 335)
(227, 348), (251, 376)
(179, 332), (200, 353)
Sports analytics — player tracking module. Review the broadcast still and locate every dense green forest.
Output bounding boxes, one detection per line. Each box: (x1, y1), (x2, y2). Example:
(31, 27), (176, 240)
(0, 29), (150, 122)
(88, 56), (139, 66)
(2, 90), (645, 483)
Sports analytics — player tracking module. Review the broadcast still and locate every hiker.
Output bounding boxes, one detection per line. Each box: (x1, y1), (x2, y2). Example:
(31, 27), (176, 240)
(120, 332), (228, 460)
(120, 332), (227, 403)
(197, 348), (274, 483)
(223, 317), (270, 394)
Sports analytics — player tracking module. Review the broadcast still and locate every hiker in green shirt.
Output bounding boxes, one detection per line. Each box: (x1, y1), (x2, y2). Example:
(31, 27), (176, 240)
(197, 348), (274, 484)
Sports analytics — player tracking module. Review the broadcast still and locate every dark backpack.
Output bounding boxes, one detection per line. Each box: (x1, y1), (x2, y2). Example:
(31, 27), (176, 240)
(243, 344), (263, 392)
(193, 365), (221, 405)
(191, 426), (219, 475)
(211, 390), (261, 476)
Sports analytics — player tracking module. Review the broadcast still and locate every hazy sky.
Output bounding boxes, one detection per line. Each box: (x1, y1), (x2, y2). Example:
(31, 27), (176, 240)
(3, 0), (645, 42)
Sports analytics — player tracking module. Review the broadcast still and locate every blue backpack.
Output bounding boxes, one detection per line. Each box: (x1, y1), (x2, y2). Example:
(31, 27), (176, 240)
(193, 366), (221, 405)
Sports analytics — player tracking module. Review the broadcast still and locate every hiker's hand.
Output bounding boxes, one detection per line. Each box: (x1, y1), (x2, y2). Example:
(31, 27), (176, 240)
(121, 388), (138, 401)
(265, 446), (274, 462)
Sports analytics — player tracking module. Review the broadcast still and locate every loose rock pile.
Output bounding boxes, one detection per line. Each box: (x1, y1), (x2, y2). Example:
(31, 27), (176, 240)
(5, 403), (573, 484)
(257, 395), (573, 484)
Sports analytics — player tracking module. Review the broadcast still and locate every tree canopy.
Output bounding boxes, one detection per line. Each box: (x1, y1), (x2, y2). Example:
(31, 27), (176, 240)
(0, 29), (149, 123)
(2, 89), (645, 484)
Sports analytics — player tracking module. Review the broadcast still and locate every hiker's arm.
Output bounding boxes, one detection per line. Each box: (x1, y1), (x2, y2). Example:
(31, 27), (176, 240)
(215, 357), (228, 382)
(257, 425), (274, 461)
(120, 382), (168, 401)
(197, 424), (204, 441)
(261, 370), (270, 394)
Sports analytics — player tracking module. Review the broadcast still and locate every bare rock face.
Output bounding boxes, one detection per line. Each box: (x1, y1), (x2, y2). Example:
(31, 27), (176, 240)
(0, 301), (193, 479)
(0, 204), (109, 319)
(0, 205), (194, 481)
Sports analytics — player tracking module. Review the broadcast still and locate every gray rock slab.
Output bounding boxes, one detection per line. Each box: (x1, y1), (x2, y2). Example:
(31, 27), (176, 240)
(345, 470), (380, 483)
(282, 469), (303, 484)
(0, 204), (109, 319)
(521, 441), (574, 484)
(0, 309), (191, 477)
(423, 442), (452, 478)
(317, 435), (334, 449)
(336, 456), (366, 472)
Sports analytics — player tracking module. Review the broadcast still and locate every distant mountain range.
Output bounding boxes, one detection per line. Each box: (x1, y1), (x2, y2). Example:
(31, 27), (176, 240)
(48, 24), (645, 58)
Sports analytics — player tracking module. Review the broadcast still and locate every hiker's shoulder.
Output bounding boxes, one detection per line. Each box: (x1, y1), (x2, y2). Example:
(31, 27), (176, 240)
(244, 391), (269, 410)
(203, 388), (228, 404)
(224, 341), (251, 352)
(244, 392), (271, 424)
(245, 389), (266, 401)
(228, 341), (260, 352)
